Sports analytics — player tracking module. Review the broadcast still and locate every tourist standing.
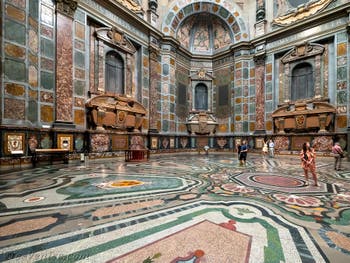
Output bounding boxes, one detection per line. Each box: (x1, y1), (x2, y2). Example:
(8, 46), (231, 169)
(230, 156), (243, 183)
(332, 142), (344, 171)
(236, 142), (241, 161)
(239, 140), (248, 166)
(268, 139), (275, 158)
(262, 140), (268, 157)
(300, 142), (318, 186)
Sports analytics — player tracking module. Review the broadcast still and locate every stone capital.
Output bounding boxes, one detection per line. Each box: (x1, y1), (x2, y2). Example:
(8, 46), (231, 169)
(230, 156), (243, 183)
(56, 0), (78, 18)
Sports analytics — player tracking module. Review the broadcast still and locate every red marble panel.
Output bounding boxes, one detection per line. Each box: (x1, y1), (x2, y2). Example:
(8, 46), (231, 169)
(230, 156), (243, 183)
(40, 91), (54, 103)
(41, 24), (53, 39)
(74, 97), (85, 107)
(4, 98), (25, 119)
(56, 13), (73, 122)
(255, 63), (265, 130)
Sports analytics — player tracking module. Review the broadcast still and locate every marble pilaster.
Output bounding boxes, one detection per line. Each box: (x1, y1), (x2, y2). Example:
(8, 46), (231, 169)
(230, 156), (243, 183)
(254, 55), (266, 133)
(149, 46), (161, 133)
(54, 0), (77, 128)
(97, 39), (105, 92)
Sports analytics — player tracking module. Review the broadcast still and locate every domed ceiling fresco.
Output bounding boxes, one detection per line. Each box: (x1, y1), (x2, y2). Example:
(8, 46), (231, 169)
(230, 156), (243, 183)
(176, 13), (233, 55)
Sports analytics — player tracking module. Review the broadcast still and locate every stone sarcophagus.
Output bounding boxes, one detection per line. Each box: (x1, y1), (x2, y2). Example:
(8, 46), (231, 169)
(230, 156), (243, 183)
(186, 111), (218, 135)
(86, 95), (147, 132)
(272, 99), (336, 133)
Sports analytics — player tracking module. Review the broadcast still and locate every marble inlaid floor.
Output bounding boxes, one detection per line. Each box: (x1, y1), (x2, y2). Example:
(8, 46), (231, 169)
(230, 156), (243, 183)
(0, 153), (350, 262)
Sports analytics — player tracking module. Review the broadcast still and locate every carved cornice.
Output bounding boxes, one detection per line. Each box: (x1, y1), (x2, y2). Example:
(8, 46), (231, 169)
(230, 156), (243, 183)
(281, 42), (325, 64)
(116, 0), (143, 13)
(95, 27), (136, 54)
(56, 0), (78, 18)
(189, 68), (214, 81)
(272, 0), (334, 26)
(253, 53), (266, 65)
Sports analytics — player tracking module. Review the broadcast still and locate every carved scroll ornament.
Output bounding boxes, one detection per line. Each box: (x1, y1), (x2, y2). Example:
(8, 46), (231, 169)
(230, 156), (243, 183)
(272, 0), (333, 26)
(281, 42), (324, 64)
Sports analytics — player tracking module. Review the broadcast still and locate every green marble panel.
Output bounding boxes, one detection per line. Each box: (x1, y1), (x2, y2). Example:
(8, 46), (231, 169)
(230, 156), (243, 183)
(162, 120), (169, 132)
(75, 135), (84, 151)
(249, 103), (256, 113)
(243, 121), (248, 132)
(219, 7), (229, 18)
(169, 84), (175, 95)
(5, 19), (26, 45)
(235, 86), (242, 97)
(156, 82), (161, 93)
(41, 71), (54, 90)
(143, 78), (149, 89)
(170, 103), (175, 113)
(74, 51), (85, 68)
(243, 68), (249, 79)
(29, 0), (39, 19)
(74, 80), (85, 96)
(234, 104), (242, 113)
(165, 13), (174, 25)
(183, 5), (193, 16)
(265, 101), (273, 112)
(265, 82), (272, 93)
(249, 86), (255, 96)
(41, 38), (54, 58)
(337, 67), (347, 80)
(337, 90), (347, 105)
(337, 32), (348, 42)
(75, 9), (86, 23)
(157, 101), (161, 111)
(4, 59), (26, 82)
(28, 100), (38, 123)
(142, 98), (149, 108)
(163, 64), (169, 75)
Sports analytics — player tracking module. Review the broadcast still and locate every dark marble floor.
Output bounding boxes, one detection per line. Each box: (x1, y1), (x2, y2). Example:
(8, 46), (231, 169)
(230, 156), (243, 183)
(0, 153), (349, 262)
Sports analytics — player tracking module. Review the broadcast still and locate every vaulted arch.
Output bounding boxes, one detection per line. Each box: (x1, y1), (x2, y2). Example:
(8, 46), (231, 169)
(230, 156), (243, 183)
(162, 0), (249, 44)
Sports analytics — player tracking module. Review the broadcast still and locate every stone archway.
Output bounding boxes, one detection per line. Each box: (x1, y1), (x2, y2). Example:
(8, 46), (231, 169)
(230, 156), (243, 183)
(161, 0), (249, 43)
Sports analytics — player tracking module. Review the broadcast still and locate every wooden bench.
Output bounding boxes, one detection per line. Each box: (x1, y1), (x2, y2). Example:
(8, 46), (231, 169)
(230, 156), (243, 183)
(125, 149), (149, 162)
(32, 148), (69, 167)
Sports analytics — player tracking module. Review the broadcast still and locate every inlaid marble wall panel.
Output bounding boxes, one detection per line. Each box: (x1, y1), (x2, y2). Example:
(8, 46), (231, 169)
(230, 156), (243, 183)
(213, 65), (232, 133)
(142, 48), (150, 131)
(233, 58), (254, 134)
(2, 0), (55, 126)
(335, 31), (349, 130)
(175, 64), (190, 133)
(72, 8), (87, 128)
(265, 55), (273, 132)
(149, 49), (162, 132)
(160, 52), (176, 133)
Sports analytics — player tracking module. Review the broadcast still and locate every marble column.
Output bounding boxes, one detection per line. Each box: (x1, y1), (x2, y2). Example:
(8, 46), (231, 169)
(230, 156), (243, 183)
(254, 54), (266, 134)
(53, 0), (77, 128)
(148, 46), (161, 133)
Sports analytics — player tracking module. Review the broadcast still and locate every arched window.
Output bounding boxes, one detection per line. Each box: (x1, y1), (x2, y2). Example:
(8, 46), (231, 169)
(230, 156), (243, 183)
(105, 51), (124, 94)
(195, 83), (208, 110)
(291, 63), (314, 101)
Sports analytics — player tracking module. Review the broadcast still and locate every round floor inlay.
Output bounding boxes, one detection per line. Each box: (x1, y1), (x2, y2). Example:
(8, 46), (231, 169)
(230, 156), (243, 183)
(23, 196), (45, 203)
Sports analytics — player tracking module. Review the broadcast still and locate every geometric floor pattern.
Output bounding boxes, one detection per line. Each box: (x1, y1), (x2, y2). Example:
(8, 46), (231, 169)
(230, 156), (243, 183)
(0, 153), (349, 262)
